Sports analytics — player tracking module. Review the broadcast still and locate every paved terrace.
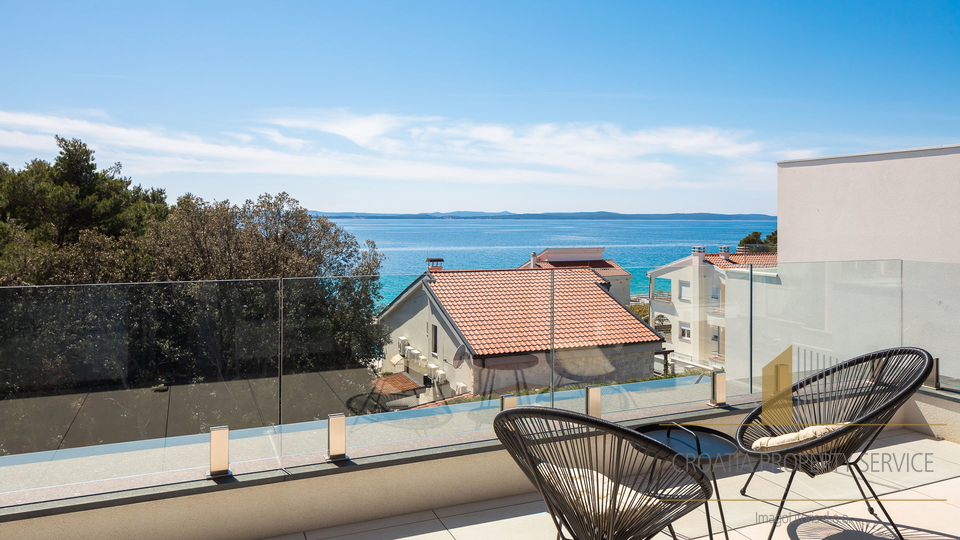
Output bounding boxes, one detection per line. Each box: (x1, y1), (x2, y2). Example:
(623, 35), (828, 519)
(262, 428), (960, 540)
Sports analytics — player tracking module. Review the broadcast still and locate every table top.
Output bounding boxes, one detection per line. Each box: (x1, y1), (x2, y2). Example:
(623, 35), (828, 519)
(635, 423), (740, 464)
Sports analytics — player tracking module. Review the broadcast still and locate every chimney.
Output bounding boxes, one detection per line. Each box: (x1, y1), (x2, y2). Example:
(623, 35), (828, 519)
(691, 246), (705, 265)
(426, 258), (444, 272)
(530, 251), (538, 268)
(736, 245), (748, 254)
(718, 246), (731, 261)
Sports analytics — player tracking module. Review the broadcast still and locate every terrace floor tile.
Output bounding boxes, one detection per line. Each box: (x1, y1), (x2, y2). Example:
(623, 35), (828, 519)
(435, 500), (555, 540)
(263, 429), (960, 540)
(307, 518), (454, 540)
(304, 510), (439, 540)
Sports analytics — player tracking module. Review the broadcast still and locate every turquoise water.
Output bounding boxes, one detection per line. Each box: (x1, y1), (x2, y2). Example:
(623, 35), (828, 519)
(336, 219), (777, 302)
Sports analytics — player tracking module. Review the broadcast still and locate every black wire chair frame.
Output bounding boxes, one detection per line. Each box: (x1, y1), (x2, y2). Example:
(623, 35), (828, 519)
(735, 347), (934, 540)
(494, 407), (713, 540)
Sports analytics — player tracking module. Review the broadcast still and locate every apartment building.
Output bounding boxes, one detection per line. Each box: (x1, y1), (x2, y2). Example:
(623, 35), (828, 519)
(647, 246), (776, 372)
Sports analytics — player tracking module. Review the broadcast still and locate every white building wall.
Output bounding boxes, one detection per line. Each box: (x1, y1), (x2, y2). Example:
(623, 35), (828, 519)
(772, 145), (960, 381)
(380, 286), (473, 399)
(608, 276), (632, 306)
(778, 145), (960, 264)
(723, 262), (903, 382)
(648, 256), (726, 370)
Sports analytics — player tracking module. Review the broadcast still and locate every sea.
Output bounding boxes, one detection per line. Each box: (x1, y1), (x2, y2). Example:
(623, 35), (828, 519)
(335, 219), (777, 303)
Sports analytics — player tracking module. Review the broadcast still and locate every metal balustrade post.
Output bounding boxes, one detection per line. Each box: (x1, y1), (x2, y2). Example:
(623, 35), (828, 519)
(924, 357), (941, 390)
(585, 386), (601, 418)
(207, 426), (232, 479)
(708, 371), (728, 408)
(325, 413), (349, 462)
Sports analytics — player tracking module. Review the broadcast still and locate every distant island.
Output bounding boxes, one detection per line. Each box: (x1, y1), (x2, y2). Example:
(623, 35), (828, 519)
(310, 211), (776, 221)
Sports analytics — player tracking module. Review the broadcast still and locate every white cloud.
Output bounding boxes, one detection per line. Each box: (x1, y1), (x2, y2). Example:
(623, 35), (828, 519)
(268, 110), (442, 152)
(0, 109), (794, 195)
(250, 128), (308, 150)
(0, 129), (58, 153)
(222, 131), (254, 143)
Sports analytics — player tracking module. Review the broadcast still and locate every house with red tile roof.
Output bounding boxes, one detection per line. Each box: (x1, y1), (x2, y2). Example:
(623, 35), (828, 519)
(646, 246), (777, 372)
(378, 266), (664, 401)
(518, 248), (633, 305)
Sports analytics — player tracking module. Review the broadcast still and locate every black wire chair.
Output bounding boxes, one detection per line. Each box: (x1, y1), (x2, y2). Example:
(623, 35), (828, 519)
(736, 347), (934, 540)
(494, 407), (713, 540)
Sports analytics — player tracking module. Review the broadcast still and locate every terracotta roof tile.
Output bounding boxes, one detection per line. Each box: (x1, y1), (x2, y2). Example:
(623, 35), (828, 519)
(372, 372), (424, 394)
(704, 252), (778, 269)
(427, 268), (661, 356)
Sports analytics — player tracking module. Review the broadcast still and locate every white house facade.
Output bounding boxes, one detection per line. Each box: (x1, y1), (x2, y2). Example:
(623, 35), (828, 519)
(379, 266), (664, 403)
(647, 247), (777, 373)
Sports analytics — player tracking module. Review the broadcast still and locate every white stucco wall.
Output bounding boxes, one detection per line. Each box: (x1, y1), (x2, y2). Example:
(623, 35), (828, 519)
(648, 257), (726, 369)
(778, 145), (960, 264)
(608, 275), (631, 305)
(379, 285), (473, 399)
(722, 261), (903, 382)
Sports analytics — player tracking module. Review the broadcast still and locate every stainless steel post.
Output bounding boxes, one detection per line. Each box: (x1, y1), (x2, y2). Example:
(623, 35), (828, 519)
(207, 426), (232, 478)
(585, 386), (601, 417)
(709, 371), (727, 408)
(325, 413), (349, 462)
(924, 358), (941, 390)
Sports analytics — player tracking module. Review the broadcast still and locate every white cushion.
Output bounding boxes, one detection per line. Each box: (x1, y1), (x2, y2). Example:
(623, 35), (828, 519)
(751, 423), (848, 451)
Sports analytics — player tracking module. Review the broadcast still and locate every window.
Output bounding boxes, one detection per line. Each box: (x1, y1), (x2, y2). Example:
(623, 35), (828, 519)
(679, 281), (691, 301)
(711, 286), (720, 299)
(679, 322), (691, 340)
(431, 324), (438, 355)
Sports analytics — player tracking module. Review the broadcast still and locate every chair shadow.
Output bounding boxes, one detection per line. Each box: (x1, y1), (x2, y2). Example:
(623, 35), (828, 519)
(783, 514), (960, 539)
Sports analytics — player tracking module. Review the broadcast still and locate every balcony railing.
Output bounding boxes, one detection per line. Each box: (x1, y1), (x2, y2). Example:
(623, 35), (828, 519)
(2, 258), (959, 526)
(651, 290), (672, 303)
(707, 305), (725, 316)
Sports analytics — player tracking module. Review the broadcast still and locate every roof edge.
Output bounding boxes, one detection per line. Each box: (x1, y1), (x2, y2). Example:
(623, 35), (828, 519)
(777, 143), (960, 166)
(422, 281), (478, 357)
(378, 272), (429, 318)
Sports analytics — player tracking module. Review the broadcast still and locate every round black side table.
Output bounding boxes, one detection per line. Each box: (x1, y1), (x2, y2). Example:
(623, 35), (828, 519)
(636, 422), (739, 540)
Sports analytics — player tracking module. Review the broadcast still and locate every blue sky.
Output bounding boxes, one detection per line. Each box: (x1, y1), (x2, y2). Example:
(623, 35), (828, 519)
(1, 1), (958, 214)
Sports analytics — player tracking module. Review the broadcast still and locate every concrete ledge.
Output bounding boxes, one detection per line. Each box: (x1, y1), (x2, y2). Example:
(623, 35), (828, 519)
(901, 387), (960, 443)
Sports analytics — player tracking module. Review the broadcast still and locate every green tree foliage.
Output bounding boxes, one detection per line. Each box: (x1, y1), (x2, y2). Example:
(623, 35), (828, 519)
(138, 192), (383, 281)
(134, 192), (390, 376)
(0, 139), (390, 409)
(738, 231), (763, 246)
(0, 137), (168, 285)
(627, 303), (649, 321)
(738, 229), (777, 251)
